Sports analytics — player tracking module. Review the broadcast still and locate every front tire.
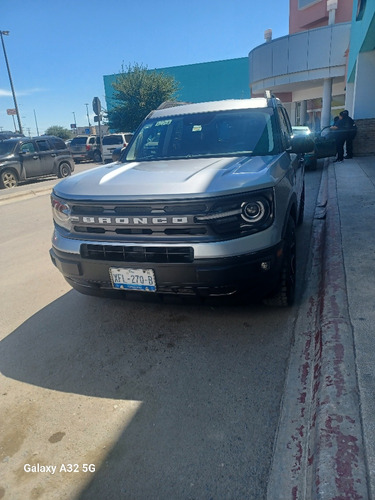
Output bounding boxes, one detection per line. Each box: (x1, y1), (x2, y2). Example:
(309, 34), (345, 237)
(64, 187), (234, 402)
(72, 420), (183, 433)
(264, 217), (296, 307)
(0, 169), (18, 189)
(58, 162), (72, 178)
(93, 150), (102, 163)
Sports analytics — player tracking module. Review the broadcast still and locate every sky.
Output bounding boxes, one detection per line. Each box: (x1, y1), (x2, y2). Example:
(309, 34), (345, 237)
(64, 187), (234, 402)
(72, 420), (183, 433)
(0, 0), (290, 136)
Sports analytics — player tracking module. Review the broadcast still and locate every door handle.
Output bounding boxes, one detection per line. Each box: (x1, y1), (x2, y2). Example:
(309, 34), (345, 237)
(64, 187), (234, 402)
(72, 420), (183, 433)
(50, 153), (56, 157)
(33, 155), (39, 160)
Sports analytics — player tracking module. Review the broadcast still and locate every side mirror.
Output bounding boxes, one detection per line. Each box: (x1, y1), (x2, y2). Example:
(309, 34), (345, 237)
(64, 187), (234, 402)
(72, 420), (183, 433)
(111, 147), (124, 162)
(290, 135), (315, 154)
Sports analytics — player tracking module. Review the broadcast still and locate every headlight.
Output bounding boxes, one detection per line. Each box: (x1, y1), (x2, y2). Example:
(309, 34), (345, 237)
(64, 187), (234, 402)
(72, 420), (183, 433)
(241, 199), (268, 223)
(51, 194), (72, 231)
(195, 189), (274, 237)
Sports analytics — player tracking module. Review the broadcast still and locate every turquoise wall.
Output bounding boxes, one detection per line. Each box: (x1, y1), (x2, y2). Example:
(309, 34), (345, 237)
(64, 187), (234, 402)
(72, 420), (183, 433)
(348, 0), (375, 82)
(103, 57), (250, 112)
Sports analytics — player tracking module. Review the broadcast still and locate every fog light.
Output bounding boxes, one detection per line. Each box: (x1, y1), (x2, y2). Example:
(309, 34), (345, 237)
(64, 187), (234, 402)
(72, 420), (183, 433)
(260, 261), (271, 271)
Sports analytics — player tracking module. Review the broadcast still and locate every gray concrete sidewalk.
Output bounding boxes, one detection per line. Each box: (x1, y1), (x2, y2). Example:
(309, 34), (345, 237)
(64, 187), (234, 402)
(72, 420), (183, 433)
(336, 156), (375, 498)
(268, 156), (375, 499)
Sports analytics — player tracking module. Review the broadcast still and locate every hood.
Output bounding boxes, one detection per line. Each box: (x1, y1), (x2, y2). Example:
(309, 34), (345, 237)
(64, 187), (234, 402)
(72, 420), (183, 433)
(0, 153), (15, 162)
(54, 155), (288, 200)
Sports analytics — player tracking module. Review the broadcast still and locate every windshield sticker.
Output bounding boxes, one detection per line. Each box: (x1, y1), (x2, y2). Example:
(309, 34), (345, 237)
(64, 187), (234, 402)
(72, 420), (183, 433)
(192, 125), (202, 132)
(155, 120), (172, 127)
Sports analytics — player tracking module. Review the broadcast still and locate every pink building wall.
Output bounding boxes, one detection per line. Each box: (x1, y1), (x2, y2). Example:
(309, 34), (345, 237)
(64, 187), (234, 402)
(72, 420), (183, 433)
(289, 0), (353, 34)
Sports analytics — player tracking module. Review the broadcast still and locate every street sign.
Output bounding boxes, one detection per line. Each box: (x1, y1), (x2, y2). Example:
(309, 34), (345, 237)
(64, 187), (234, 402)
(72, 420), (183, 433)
(7, 109), (16, 115)
(92, 97), (101, 116)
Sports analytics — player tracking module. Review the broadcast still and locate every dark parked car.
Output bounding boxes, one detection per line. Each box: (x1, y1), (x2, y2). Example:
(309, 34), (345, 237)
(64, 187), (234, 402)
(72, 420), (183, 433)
(292, 125), (336, 169)
(0, 136), (75, 189)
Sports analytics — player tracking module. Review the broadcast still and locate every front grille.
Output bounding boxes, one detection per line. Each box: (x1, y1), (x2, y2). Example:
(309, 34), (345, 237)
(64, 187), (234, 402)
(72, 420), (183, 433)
(65, 190), (273, 241)
(81, 244), (194, 263)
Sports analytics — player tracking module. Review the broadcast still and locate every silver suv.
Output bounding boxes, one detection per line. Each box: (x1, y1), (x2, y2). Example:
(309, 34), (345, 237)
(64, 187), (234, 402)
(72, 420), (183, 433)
(50, 96), (313, 306)
(69, 135), (101, 163)
(102, 133), (133, 163)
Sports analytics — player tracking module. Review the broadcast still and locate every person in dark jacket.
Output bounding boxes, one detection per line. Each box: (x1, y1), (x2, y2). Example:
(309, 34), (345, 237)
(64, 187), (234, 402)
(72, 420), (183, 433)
(330, 110), (357, 162)
(341, 110), (357, 158)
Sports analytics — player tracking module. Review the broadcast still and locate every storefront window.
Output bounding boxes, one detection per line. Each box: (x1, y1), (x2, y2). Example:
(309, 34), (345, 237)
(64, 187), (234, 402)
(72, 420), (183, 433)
(298, 0), (322, 9)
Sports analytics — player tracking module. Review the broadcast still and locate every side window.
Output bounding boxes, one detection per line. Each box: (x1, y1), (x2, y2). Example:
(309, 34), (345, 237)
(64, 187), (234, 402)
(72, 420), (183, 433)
(20, 142), (36, 154)
(36, 140), (51, 152)
(277, 107), (291, 149)
(50, 138), (66, 150)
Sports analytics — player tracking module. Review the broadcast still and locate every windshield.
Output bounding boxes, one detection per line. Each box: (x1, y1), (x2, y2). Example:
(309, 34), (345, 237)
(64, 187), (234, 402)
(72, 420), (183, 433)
(71, 137), (88, 145)
(125, 108), (275, 162)
(0, 141), (17, 156)
(103, 135), (123, 145)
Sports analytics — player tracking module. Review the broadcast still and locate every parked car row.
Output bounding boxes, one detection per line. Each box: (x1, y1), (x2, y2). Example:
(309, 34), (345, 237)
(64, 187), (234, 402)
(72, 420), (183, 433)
(68, 132), (133, 163)
(0, 131), (134, 189)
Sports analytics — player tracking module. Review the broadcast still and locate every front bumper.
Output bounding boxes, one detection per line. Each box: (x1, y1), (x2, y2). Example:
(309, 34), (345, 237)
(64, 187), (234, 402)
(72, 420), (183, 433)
(50, 242), (284, 297)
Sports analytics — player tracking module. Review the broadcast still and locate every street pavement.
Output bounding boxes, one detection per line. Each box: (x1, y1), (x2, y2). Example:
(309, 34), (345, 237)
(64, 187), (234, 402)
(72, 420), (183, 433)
(2, 156), (375, 498)
(268, 155), (375, 499)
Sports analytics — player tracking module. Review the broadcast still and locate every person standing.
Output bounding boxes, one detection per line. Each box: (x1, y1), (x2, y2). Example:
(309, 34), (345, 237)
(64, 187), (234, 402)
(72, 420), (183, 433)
(330, 110), (356, 162)
(341, 110), (357, 158)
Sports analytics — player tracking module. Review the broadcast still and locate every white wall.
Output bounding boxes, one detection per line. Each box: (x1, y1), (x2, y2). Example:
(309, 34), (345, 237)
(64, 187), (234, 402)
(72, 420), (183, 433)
(353, 51), (375, 119)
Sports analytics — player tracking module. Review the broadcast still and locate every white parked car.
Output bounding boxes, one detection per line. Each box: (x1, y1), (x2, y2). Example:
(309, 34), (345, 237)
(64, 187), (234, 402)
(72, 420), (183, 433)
(102, 133), (133, 163)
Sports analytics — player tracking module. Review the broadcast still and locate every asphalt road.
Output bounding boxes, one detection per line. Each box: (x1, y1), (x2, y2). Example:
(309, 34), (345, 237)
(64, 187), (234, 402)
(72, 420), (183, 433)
(0, 165), (323, 500)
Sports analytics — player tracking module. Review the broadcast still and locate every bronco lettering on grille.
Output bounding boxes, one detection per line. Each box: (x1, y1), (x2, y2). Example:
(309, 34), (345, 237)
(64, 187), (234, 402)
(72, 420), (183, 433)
(79, 216), (190, 225)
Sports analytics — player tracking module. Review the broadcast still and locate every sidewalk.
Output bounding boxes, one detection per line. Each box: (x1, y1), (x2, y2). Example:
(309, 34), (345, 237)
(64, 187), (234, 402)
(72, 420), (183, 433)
(268, 156), (375, 499)
(335, 156), (375, 498)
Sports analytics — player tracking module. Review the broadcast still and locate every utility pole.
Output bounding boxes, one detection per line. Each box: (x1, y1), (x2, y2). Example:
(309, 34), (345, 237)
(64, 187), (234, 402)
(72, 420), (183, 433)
(0, 30), (23, 135)
(85, 103), (91, 127)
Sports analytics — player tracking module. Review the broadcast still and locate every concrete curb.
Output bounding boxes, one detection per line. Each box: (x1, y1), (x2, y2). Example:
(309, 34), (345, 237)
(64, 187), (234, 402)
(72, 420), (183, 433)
(311, 164), (368, 498)
(0, 185), (53, 205)
(267, 162), (369, 499)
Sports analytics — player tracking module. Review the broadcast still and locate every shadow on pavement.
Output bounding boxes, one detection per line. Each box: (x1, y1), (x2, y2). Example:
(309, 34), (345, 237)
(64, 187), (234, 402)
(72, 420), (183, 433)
(0, 290), (292, 499)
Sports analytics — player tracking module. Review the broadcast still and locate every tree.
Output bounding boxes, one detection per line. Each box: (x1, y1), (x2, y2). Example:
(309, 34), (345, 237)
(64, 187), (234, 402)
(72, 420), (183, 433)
(45, 125), (72, 140)
(107, 63), (179, 132)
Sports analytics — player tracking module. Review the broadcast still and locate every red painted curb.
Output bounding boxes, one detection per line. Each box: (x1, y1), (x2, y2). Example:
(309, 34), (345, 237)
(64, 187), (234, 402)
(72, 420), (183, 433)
(267, 162), (369, 499)
(311, 164), (368, 499)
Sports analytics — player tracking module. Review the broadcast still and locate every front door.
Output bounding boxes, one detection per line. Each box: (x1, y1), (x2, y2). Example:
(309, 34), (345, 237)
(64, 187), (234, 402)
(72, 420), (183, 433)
(35, 138), (54, 175)
(19, 141), (42, 178)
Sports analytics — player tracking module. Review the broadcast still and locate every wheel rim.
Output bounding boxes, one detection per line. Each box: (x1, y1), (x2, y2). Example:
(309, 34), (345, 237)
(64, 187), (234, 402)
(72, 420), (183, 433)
(2, 171), (17, 188)
(60, 164), (70, 177)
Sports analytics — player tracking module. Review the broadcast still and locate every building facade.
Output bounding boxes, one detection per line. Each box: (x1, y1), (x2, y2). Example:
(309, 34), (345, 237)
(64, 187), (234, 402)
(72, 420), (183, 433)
(346, 0), (375, 154)
(103, 58), (249, 121)
(250, 0), (353, 133)
(249, 0), (375, 155)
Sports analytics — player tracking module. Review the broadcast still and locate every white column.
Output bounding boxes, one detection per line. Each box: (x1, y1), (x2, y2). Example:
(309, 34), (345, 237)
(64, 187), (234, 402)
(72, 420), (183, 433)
(300, 100), (307, 126)
(321, 78), (332, 128)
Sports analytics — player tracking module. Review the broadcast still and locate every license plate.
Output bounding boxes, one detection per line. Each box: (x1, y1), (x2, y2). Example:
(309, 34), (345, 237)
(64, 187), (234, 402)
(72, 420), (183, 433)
(109, 267), (156, 292)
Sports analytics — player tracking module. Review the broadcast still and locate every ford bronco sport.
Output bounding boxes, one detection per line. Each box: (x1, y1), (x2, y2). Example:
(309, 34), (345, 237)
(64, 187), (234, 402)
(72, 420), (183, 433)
(50, 95), (313, 306)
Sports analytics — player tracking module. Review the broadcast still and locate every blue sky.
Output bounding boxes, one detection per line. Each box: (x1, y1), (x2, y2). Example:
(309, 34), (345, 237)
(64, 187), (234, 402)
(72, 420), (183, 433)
(0, 0), (289, 136)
